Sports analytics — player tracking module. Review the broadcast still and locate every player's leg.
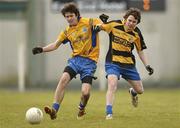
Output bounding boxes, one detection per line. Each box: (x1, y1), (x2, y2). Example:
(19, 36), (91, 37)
(128, 80), (144, 94)
(122, 66), (143, 107)
(75, 56), (97, 119)
(106, 74), (118, 119)
(127, 80), (144, 107)
(105, 63), (120, 119)
(77, 76), (92, 119)
(44, 66), (76, 120)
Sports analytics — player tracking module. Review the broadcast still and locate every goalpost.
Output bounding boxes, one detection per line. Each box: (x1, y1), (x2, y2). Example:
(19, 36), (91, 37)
(18, 41), (26, 92)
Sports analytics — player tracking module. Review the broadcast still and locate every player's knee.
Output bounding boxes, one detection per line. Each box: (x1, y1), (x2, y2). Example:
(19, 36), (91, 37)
(63, 66), (76, 80)
(108, 80), (117, 91)
(60, 77), (68, 84)
(109, 81), (116, 87)
(138, 90), (144, 94)
(59, 75), (70, 88)
(108, 84), (117, 92)
(136, 88), (144, 94)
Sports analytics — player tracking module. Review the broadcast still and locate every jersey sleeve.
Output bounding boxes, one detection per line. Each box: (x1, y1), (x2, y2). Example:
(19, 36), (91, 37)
(56, 30), (68, 45)
(134, 27), (147, 51)
(93, 18), (102, 25)
(101, 22), (113, 34)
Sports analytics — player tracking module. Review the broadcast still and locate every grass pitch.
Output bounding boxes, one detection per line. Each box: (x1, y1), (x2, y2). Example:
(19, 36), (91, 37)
(0, 89), (180, 128)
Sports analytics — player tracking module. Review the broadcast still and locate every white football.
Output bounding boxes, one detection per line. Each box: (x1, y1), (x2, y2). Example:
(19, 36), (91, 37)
(25, 107), (43, 124)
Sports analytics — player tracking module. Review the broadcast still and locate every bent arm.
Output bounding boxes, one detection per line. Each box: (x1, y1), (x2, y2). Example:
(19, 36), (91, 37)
(138, 50), (154, 75)
(137, 50), (148, 67)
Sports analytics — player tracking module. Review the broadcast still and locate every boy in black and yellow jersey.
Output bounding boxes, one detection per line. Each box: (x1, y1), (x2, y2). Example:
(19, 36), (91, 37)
(32, 2), (101, 120)
(96, 8), (154, 119)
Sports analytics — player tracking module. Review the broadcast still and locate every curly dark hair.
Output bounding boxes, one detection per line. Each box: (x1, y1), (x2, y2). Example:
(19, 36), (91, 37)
(123, 8), (141, 24)
(61, 2), (80, 18)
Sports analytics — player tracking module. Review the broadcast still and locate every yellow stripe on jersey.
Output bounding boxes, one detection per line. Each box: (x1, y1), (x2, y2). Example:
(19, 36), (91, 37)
(112, 43), (131, 52)
(112, 55), (133, 64)
(56, 18), (101, 62)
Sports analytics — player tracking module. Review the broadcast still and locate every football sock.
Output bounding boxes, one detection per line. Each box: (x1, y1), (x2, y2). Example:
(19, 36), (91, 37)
(81, 94), (90, 107)
(79, 94), (90, 110)
(106, 105), (112, 114)
(79, 102), (85, 110)
(52, 103), (60, 112)
(130, 88), (137, 97)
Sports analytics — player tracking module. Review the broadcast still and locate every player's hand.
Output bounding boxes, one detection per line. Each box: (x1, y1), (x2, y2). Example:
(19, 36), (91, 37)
(146, 65), (154, 75)
(92, 25), (101, 33)
(99, 14), (109, 23)
(32, 47), (43, 55)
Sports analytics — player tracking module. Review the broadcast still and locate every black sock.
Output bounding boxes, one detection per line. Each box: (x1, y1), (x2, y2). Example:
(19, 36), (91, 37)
(131, 88), (137, 97)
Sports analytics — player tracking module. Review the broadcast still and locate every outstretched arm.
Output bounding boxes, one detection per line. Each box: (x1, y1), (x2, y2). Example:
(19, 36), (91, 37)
(137, 50), (154, 75)
(42, 39), (61, 52)
(32, 39), (61, 55)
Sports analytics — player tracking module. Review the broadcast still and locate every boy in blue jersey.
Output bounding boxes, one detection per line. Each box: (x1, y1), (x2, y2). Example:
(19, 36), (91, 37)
(32, 2), (101, 120)
(96, 8), (154, 119)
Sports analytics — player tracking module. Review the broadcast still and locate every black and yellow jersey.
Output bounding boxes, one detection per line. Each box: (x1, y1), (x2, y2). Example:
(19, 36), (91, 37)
(101, 20), (147, 67)
(56, 17), (101, 62)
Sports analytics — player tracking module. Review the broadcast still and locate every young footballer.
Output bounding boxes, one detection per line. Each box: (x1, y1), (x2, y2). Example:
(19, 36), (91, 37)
(96, 8), (154, 119)
(32, 2), (101, 120)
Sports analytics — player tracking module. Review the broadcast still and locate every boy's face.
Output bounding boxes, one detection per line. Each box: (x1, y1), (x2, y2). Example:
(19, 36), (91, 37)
(64, 12), (78, 26)
(124, 15), (138, 31)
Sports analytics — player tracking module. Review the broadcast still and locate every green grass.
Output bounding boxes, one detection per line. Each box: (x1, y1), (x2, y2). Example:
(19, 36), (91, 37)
(0, 89), (180, 128)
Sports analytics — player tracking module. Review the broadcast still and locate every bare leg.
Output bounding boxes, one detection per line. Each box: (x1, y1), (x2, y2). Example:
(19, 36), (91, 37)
(77, 83), (91, 119)
(106, 75), (118, 106)
(53, 72), (71, 104)
(127, 80), (144, 107)
(44, 72), (71, 120)
(79, 83), (91, 109)
(105, 75), (118, 119)
(127, 80), (144, 94)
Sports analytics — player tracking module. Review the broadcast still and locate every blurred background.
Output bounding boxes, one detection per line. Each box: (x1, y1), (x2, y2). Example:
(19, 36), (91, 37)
(0, 0), (179, 92)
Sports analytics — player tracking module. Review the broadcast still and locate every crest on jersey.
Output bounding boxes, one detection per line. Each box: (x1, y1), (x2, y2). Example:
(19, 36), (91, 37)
(82, 27), (88, 33)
